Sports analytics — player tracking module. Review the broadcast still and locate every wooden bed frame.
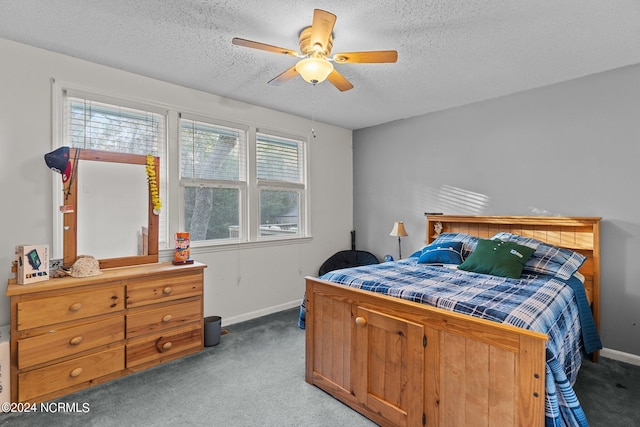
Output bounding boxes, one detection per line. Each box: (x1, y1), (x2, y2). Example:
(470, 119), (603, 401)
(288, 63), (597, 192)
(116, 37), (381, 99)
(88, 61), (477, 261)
(304, 215), (600, 427)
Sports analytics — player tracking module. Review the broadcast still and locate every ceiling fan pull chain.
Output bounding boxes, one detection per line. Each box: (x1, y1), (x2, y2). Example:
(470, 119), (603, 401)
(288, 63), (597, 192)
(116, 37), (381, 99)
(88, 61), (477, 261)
(311, 84), (317, 138)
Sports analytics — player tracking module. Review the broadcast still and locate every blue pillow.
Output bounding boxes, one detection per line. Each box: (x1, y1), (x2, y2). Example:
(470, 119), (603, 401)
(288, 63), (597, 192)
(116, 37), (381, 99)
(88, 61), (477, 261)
(408, 249), (424, 259)
(430, 232), (479, 260)
(417, 241), (464, 265)
(490, 232), (586, 280)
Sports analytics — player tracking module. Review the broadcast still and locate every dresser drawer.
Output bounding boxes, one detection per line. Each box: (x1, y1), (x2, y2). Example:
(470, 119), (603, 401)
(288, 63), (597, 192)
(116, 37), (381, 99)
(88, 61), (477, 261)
(18, 316), (124, 369)
(18, 346), (124, 402)
(127, 298), (201, 339)
(126, 323), (202, 368)
(16, 284), (124, 331)
(126, 271), (202, 308)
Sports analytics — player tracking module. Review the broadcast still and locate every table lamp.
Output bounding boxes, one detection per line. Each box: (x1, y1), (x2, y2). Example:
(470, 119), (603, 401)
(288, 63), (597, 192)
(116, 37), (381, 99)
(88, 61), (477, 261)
(389, 221), (408, 259)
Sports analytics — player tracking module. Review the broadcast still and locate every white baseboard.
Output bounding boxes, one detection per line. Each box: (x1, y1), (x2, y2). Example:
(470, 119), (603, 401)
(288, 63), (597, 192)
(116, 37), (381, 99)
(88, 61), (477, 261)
(219, 300), (301, 327)
(600, 347), (640, 366)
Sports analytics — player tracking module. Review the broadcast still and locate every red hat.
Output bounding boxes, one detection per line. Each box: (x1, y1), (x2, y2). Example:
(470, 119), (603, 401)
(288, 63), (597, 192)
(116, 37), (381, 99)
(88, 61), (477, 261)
(44, 146), (72, 183)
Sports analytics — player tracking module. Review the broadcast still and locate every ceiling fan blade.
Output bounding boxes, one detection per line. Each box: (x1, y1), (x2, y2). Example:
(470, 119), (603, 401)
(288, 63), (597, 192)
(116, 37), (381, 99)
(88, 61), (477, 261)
(310, 9), (336, 53)
(327, 69), (353, 92)
(232, 38), (299, 57)
(268, 65), (299, 86)
(333, 50), (398, 64)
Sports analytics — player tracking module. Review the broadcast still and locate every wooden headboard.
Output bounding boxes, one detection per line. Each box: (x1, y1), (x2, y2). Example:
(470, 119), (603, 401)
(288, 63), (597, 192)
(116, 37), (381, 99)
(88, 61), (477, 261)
(425, 215), (601, 337)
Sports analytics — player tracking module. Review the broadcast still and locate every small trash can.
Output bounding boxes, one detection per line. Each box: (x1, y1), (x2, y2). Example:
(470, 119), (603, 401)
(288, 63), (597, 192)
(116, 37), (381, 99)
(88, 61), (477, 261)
(204, 316), (222, 347)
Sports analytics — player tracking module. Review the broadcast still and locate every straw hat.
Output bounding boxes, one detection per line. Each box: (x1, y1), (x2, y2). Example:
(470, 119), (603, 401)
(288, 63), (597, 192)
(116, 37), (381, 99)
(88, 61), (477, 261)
(69, 255), (102, 278)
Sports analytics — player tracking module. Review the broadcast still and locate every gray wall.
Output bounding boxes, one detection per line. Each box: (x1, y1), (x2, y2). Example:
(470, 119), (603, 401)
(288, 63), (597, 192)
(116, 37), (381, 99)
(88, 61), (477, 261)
(353, 63), (640, 357)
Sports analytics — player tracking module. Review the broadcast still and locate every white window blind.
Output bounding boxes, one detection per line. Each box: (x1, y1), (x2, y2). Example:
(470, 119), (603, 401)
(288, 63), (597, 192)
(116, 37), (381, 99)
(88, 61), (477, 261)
(65, 95), (165, 156)
(179, 118), (246, 182)
(256, 133), (304, 184)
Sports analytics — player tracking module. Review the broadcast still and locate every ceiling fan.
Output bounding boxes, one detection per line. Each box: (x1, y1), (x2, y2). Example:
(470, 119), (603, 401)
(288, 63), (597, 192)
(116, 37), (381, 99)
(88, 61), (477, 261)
(232, 9), (398, 92)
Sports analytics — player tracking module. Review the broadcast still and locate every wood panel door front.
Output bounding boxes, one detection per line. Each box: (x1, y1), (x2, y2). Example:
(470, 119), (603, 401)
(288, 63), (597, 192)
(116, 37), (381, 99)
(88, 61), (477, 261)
(354, 306), (425, 427)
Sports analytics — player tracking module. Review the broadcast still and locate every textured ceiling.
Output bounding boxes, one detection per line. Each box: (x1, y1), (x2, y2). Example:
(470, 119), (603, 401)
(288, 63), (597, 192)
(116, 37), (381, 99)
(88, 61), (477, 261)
(1, 1), (639, 130)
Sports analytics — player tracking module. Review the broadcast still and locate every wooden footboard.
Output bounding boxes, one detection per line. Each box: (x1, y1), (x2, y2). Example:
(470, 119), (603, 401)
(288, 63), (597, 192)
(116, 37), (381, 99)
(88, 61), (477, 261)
(305, 278), (547, 427)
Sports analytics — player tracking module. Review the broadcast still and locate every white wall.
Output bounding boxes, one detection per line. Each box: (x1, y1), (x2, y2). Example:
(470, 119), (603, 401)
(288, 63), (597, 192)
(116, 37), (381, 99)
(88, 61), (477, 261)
(353, 63), (640, 357)
(0, 38), (354, 326)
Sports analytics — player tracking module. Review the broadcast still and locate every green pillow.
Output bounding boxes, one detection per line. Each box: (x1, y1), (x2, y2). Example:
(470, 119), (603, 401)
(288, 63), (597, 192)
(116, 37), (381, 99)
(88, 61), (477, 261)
(458, 239), (535, 279)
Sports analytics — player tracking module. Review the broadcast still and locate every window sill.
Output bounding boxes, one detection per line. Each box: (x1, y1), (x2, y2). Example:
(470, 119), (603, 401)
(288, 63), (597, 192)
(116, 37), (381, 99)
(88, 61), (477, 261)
(159, 236), (313, 259)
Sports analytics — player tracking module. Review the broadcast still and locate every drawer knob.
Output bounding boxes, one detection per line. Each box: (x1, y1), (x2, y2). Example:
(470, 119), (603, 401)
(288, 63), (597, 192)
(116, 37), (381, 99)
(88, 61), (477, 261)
(69, 336), (84, 346)
(70, 367), (83, 378)
(163, 287), (173, 295)
(69, 302), (83, 312)
(355, 317), (367, 327)
(155, 337), (173, 353)
(162, 314), (172, 323)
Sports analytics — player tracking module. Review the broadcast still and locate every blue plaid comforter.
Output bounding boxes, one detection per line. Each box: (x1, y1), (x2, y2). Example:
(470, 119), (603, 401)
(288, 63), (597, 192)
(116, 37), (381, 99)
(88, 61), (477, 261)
(300, 258), (601, 427)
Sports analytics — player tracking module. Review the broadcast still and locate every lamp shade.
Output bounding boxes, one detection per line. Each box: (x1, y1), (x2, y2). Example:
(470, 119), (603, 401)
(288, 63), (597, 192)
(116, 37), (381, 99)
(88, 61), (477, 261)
(389, 221), (408, 237)
(295, 57), (334, 84)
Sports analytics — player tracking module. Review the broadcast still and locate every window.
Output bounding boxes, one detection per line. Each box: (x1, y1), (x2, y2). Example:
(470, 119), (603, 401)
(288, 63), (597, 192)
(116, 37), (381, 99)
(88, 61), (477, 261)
(256, 132), (306, 238)
(178, 120), (307, 244)
(179, 115), (247, 242)
(59, 89), (169, 249)
(54, 83), (309, 254)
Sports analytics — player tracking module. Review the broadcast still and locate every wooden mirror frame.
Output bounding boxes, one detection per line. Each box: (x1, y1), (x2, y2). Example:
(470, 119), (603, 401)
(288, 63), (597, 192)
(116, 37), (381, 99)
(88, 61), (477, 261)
(63, 148), (159, 269)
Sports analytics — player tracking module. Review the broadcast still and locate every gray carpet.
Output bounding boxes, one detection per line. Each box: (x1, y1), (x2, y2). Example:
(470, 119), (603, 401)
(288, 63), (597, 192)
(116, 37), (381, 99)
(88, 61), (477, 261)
(573, 353), (640, 426)
(1, 308), (638, 426)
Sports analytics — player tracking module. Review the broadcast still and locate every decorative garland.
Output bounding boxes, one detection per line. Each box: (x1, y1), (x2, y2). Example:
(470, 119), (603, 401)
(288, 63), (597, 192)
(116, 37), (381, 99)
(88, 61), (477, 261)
(146, 154), (162, 215)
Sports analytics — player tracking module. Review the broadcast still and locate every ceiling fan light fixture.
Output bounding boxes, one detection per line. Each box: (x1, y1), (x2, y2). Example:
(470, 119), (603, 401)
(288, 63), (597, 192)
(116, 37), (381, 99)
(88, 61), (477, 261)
(295, 57), (334, 84)
(233, 9), (396, 92)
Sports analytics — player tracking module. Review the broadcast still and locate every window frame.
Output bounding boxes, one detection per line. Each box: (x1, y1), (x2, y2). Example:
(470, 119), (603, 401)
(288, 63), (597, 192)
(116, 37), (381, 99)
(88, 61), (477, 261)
(52, 81), (311, 258)
(178, 113), (249, 244)
(254, 129), (307, 242)
(178, 118), (309, 246)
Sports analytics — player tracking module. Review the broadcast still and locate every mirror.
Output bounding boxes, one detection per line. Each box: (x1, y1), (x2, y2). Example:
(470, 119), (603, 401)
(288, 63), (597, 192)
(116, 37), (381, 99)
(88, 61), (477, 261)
(63, 149), (159, 269)
(77, 161), (148, 259)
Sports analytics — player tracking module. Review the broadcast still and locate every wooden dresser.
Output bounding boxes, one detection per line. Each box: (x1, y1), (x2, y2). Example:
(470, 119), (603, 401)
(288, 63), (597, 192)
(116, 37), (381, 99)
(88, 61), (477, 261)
(5, 261), (206, 403)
